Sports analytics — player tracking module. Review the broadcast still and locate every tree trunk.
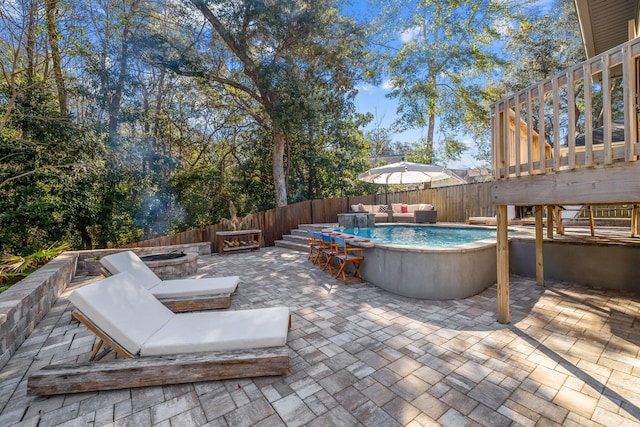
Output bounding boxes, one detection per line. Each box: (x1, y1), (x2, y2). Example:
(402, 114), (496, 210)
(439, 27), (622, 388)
(272, 127), (288, 207)
(79, 224), (92, 250)
(45, 0), (68, 115)
(26, 0), (37, 85)
(426, 111), (435, 163)
(108, 0), (140, 146)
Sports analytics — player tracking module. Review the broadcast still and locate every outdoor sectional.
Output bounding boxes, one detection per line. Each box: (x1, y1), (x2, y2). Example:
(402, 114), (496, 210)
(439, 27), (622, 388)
(390, 203), (437, 223)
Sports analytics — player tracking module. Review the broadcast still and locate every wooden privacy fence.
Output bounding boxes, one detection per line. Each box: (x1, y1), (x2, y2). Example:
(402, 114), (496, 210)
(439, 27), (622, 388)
(125, 182), (494, 252)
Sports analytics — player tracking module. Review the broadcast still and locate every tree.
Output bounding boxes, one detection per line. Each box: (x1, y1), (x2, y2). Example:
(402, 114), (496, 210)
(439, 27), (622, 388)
(154, 0), (367, 207)
(371, 0), (518, 164)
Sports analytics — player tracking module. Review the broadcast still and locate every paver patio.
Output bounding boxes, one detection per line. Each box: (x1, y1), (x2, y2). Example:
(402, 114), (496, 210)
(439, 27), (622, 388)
(1, 247), (639, 426)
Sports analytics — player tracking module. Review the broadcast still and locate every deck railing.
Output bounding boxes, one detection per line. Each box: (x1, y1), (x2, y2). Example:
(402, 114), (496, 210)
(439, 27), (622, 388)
(492, 37), (640, 180)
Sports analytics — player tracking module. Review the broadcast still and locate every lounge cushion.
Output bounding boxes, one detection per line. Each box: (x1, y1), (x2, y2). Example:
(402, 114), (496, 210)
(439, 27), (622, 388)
(141, 307), (290, 356)
(150, 277), (239, 298)
(100, 251), (162, 289)
(68, 272), (175, 355)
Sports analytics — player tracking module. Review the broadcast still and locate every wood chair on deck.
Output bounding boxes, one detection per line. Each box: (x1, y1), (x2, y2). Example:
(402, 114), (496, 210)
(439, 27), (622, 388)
(332, 236), (365, 284)
(307, 230), (324, 264)
(320, 233), (339, 274)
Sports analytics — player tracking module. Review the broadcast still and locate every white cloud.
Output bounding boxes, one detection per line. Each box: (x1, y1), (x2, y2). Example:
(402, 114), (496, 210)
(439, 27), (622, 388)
(400, 26), (421, 43)
(381, 79), (395, 90)
(356, 84), (376, 93)
(462, 138), (474, 147)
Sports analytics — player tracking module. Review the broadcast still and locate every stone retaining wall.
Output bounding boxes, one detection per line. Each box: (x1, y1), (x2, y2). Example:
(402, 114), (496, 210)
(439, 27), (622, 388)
(0, 252), (77, 370)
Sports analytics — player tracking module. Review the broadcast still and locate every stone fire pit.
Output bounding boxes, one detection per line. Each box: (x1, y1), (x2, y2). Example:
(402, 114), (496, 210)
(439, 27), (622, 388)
(140, 252), (198, 280)
(84, 252), (198, 279)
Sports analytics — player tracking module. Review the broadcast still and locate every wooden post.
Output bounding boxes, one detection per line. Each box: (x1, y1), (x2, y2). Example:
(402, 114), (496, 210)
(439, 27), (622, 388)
(632, 204), (639, 237)
(546, 205), (554, 239)
(588, 205), (596, 237)
(554, 206), (564, 235)
(535, 206), (544, 287)
(496, 205), (510, 324)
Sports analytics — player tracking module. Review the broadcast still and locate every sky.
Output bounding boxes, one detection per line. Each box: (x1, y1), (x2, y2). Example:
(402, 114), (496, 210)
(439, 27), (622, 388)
(343, 0), (556, 170)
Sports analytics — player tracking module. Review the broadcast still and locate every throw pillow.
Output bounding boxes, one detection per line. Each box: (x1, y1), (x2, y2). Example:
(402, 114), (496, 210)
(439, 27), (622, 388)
(350, 204), (359, 212)
(378, 205), (389, 213)
(401, 205), (408, 213)
(391, 203), (402, 213)
(357, 203), (366, 212)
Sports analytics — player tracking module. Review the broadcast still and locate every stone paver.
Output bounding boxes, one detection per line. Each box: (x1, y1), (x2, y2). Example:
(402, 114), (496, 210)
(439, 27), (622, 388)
(1, 247), (640, 426)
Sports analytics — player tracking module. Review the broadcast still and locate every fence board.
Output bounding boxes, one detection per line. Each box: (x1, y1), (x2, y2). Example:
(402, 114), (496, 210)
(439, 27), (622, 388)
(124, 182), (495, 249)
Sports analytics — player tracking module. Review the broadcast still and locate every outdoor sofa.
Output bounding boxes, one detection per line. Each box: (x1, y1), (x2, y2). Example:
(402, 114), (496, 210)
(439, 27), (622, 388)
(390, 203), (437, 223)
(349, 203), (391, 223)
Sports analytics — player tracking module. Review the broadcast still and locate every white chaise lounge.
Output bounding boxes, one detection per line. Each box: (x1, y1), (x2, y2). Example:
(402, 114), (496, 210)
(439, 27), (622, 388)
(100, 250), (239, 311)
(27, 272), (290, 396)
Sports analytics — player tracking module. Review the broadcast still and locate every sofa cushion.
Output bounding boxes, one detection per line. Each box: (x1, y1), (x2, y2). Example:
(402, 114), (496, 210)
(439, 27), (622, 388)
(405, 204), (435, 213)
(391, 203), (402, 213)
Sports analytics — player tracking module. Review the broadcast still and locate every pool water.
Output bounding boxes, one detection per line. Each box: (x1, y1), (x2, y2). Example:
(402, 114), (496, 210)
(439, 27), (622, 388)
(341, 225), (496, 247)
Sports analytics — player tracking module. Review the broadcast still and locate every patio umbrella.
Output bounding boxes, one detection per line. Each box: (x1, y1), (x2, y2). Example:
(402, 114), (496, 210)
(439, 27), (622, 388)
(358, 161), (462, 185)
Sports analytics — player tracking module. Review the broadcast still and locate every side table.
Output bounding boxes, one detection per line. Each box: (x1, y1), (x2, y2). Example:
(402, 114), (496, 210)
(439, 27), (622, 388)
(415, 210), (437, 224)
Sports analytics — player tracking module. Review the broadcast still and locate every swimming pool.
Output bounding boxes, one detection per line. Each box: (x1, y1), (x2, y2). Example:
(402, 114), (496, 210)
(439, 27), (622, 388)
(338, 224), (498, 300)
(341, 225), (496, 247)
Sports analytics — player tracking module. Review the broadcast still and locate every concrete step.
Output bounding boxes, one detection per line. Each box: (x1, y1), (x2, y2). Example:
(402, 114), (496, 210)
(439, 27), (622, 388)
(274, 239), (308, 252)
(291, 229), (309, 238)
(282, 233), (308, 244)
(298, 223), (338, 232)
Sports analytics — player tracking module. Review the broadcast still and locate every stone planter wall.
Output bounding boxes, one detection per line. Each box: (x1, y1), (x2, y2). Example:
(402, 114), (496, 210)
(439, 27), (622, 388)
(0, 252), (77, 370)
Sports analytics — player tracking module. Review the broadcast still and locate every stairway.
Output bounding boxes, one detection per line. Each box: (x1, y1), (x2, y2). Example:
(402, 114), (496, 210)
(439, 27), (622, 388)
(274, 223), (338, 252)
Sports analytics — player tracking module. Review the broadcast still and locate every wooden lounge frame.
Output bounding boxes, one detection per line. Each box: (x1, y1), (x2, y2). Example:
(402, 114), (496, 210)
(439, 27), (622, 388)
(28, 347), (289, 396)
(27, 309), (291, 396)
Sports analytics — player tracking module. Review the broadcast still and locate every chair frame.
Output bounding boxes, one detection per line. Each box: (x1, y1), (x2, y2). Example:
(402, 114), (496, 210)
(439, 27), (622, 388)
(319, 234), (339, 274)
(333, 237), (365, 284)
(307, 230), (324, 264)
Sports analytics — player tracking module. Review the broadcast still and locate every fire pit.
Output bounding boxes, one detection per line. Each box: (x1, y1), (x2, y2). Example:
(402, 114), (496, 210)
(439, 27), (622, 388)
(140, 252), (197, 280)
(139, 252), (187, 262)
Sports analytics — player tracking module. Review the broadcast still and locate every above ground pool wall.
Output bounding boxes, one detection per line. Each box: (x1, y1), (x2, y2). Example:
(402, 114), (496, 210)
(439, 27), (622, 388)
(360, 242), (497, 300)
(509, 238), (640, 292)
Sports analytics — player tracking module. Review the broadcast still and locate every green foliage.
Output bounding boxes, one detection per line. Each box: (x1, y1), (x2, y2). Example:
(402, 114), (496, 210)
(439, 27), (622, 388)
(0, 242), (70, 291)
